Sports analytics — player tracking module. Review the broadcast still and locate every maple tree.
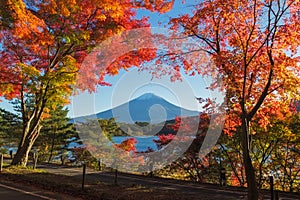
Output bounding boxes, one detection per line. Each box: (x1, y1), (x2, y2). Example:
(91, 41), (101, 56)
(152, 114), (215, 182)
(250, 115), (286, 190)
(71, 146), (97, 166)
(153, 133), (174, 149)
(0, 0), (174, 166)
(152, 109), (299, 190)
(168, 0), (300, 199)
(116, 137), (137, 152)
(269, 113), (300, 192)
(217, 133), (247, 186)
(203, 109), (299, 190)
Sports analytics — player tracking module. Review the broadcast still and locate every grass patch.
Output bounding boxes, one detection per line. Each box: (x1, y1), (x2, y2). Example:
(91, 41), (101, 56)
(1, 162), (10, 168)
(3, 165), (46, 173)
(1, 166), (85, 197)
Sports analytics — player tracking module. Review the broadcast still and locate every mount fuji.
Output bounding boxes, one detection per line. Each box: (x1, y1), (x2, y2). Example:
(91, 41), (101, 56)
(73, 93), (199, 123)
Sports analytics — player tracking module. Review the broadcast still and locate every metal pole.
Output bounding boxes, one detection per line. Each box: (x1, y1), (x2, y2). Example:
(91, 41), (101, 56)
(9, 150), (13, 159)
(269, 176), (274, 200)
(114, 168), (118, 185)
(275, 190), (279, 200)
(150, 161), (153, 177)
(219, 159), (222, 186)
(82, 164), (86, 190)
(0, 154), (3, 172)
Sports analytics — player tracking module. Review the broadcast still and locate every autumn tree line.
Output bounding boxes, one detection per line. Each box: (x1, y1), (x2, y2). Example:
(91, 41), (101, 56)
(1, 0), (300, 199)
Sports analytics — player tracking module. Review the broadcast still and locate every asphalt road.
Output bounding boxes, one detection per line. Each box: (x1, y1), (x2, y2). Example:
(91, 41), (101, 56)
(37, 163), (299, 200)
(0, 183), (54, 200)
(37, 163), (247, 199)
(0, 173), (82, 200)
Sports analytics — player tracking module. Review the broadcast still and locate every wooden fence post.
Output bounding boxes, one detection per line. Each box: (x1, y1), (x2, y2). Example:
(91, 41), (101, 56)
(98, 159), (102, 171)
(82, 163), (86, 190)
(33, 153), (38, 169)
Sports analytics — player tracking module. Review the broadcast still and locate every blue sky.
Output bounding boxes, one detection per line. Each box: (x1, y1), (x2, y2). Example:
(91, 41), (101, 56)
(0, 0), (225, 117)
(135, 0), (195, 26)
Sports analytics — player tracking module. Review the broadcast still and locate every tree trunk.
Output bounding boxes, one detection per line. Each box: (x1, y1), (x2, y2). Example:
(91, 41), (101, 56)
(241, 117), (259, 200)
(11, 126), (41, 166)
(11, 137), (34, 166)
